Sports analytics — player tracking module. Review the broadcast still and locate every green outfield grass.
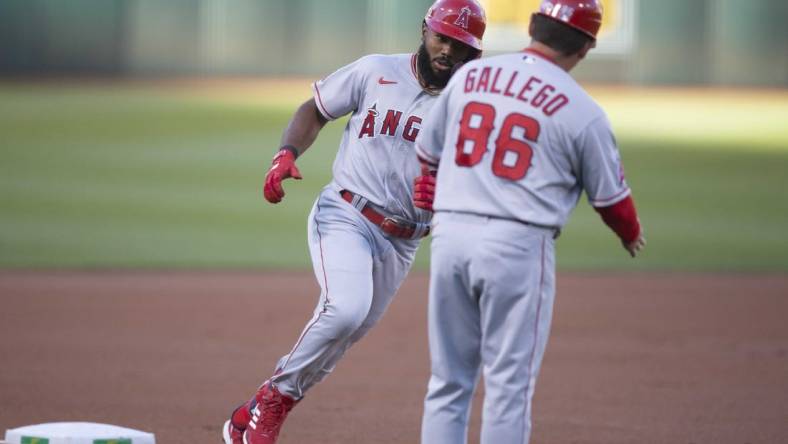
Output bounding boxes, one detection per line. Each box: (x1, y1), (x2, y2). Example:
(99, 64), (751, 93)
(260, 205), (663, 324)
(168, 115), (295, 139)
(1, 82), (787, 271)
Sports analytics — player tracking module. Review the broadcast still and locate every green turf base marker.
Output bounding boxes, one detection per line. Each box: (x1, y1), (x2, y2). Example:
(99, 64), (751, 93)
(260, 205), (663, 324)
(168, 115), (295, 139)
(21, 437), (49, 444)
(94, 440), (132, 444)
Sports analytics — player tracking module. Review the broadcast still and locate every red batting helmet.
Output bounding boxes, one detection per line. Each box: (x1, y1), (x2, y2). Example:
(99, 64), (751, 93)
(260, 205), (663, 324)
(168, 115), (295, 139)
(424, 0), (486, 51)
(534, 0), (604, 40)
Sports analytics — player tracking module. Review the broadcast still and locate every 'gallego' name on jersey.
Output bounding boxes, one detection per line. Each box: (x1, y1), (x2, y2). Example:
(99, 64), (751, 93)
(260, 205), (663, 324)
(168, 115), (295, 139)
(462, 65), (570, 117)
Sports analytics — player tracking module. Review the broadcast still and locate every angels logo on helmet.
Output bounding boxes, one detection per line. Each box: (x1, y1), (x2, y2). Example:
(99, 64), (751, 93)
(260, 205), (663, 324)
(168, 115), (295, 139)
(454, 6), (471, 29)
(424, 0), (486, 50)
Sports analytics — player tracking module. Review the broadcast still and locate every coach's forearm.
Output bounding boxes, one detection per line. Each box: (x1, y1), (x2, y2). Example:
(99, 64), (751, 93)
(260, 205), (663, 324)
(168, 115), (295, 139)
(594, 195), (641, 243)
(279, 98), (328, 157)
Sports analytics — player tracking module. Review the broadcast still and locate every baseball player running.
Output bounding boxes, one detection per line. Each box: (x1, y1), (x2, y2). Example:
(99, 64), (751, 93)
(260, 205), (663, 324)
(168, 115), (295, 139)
(221, 1), (486, 443)
(413, 1), (646, 443)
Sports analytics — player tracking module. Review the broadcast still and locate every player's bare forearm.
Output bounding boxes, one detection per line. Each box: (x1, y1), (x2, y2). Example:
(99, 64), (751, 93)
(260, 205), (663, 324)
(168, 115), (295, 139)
(263, 99), (327, 204)
(279, 98), (328, 157)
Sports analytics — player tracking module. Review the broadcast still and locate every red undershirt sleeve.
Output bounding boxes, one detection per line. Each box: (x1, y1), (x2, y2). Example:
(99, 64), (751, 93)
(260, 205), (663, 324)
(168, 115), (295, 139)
(594, 195), (641, 243)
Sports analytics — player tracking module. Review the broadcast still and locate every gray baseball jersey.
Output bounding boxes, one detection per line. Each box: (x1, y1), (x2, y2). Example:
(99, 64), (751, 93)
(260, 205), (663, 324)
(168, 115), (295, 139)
(314, 53), (436, 224)
(416, 50), (630, 228)
(417, 49), (633, 444)
(271, 53), (440, 401)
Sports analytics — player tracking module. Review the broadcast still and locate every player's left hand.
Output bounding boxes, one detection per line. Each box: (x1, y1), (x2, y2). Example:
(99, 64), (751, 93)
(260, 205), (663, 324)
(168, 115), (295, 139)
(413, 166), (437, 212)
(263, 149), (302, 204)
(623, 233), (646, 258)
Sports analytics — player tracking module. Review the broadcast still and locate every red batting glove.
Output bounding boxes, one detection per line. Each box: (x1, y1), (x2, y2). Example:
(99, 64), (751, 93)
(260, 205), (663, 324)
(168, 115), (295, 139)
(413, 167), (437, 212)
(263, 149), (302, 203)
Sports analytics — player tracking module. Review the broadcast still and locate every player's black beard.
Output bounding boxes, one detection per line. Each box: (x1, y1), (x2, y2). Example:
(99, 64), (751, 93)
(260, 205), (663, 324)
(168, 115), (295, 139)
(417, 43), (453, 90)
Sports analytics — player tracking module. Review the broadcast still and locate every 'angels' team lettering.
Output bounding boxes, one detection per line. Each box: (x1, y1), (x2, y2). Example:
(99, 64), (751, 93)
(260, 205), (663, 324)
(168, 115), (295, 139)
(358, 106), (423, 141)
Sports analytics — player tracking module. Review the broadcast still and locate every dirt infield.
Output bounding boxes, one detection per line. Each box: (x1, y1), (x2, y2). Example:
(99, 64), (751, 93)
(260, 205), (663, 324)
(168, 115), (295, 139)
(1, 271), (786, 444)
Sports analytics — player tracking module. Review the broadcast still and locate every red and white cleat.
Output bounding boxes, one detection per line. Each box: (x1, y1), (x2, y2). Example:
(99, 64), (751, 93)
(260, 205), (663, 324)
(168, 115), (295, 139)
(222, 398), (253, 444)
(242, 381), (298, 444)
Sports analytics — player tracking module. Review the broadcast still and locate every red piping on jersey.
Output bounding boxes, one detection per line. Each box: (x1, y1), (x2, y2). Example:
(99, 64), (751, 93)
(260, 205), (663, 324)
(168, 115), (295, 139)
(417, 154), (439, 167)
(523, 235), (547, 438)
(592, 187), (631, 206)
(415, 144), (440, 166)
(410, 53), (419, 83)
(314, 83), (338, 120)
(523, 48), (559, 67)
(279, 201), (332, 373)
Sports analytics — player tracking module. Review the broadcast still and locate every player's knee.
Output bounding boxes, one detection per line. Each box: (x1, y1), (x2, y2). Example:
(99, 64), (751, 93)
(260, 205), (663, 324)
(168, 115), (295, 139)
(427, 374), (475, 402)
(325, 302), (368, 337)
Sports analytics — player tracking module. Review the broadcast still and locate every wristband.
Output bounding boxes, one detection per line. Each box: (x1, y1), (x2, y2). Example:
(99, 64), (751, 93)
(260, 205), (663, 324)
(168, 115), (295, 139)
(279, 145), (300, 159)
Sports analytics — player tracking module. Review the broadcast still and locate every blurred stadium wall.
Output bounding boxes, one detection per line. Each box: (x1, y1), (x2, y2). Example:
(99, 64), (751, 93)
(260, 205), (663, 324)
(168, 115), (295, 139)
(0, 0), (785, 86)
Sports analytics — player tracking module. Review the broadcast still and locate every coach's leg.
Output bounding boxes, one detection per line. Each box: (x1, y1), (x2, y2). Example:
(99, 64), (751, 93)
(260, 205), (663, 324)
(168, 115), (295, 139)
(421, 222), (482, 444)
(479, 229), (556, 444)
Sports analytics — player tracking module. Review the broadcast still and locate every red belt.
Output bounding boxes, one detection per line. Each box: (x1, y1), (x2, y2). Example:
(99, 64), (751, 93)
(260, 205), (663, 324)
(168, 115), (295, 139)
(340, 190), (429, 239)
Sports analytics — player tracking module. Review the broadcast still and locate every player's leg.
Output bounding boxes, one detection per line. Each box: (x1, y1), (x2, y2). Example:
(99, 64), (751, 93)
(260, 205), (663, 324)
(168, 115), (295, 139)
(236, 190), (380, 444)
(421, 216), (482, 444)
(271, 192), (378, 399)
(478, 226), (556, 444)
(311, 236), (418, 380)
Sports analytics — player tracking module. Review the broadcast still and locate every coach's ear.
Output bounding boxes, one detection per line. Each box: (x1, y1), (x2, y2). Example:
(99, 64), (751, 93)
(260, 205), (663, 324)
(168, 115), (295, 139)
(577, 40), (595, 60)
(422, 21), (428, 40)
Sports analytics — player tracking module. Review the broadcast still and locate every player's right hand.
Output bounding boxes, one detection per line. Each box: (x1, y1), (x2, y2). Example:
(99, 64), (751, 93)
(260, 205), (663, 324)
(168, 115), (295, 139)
(263, 149), (302, 204)
(623, 233), (646, 258)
